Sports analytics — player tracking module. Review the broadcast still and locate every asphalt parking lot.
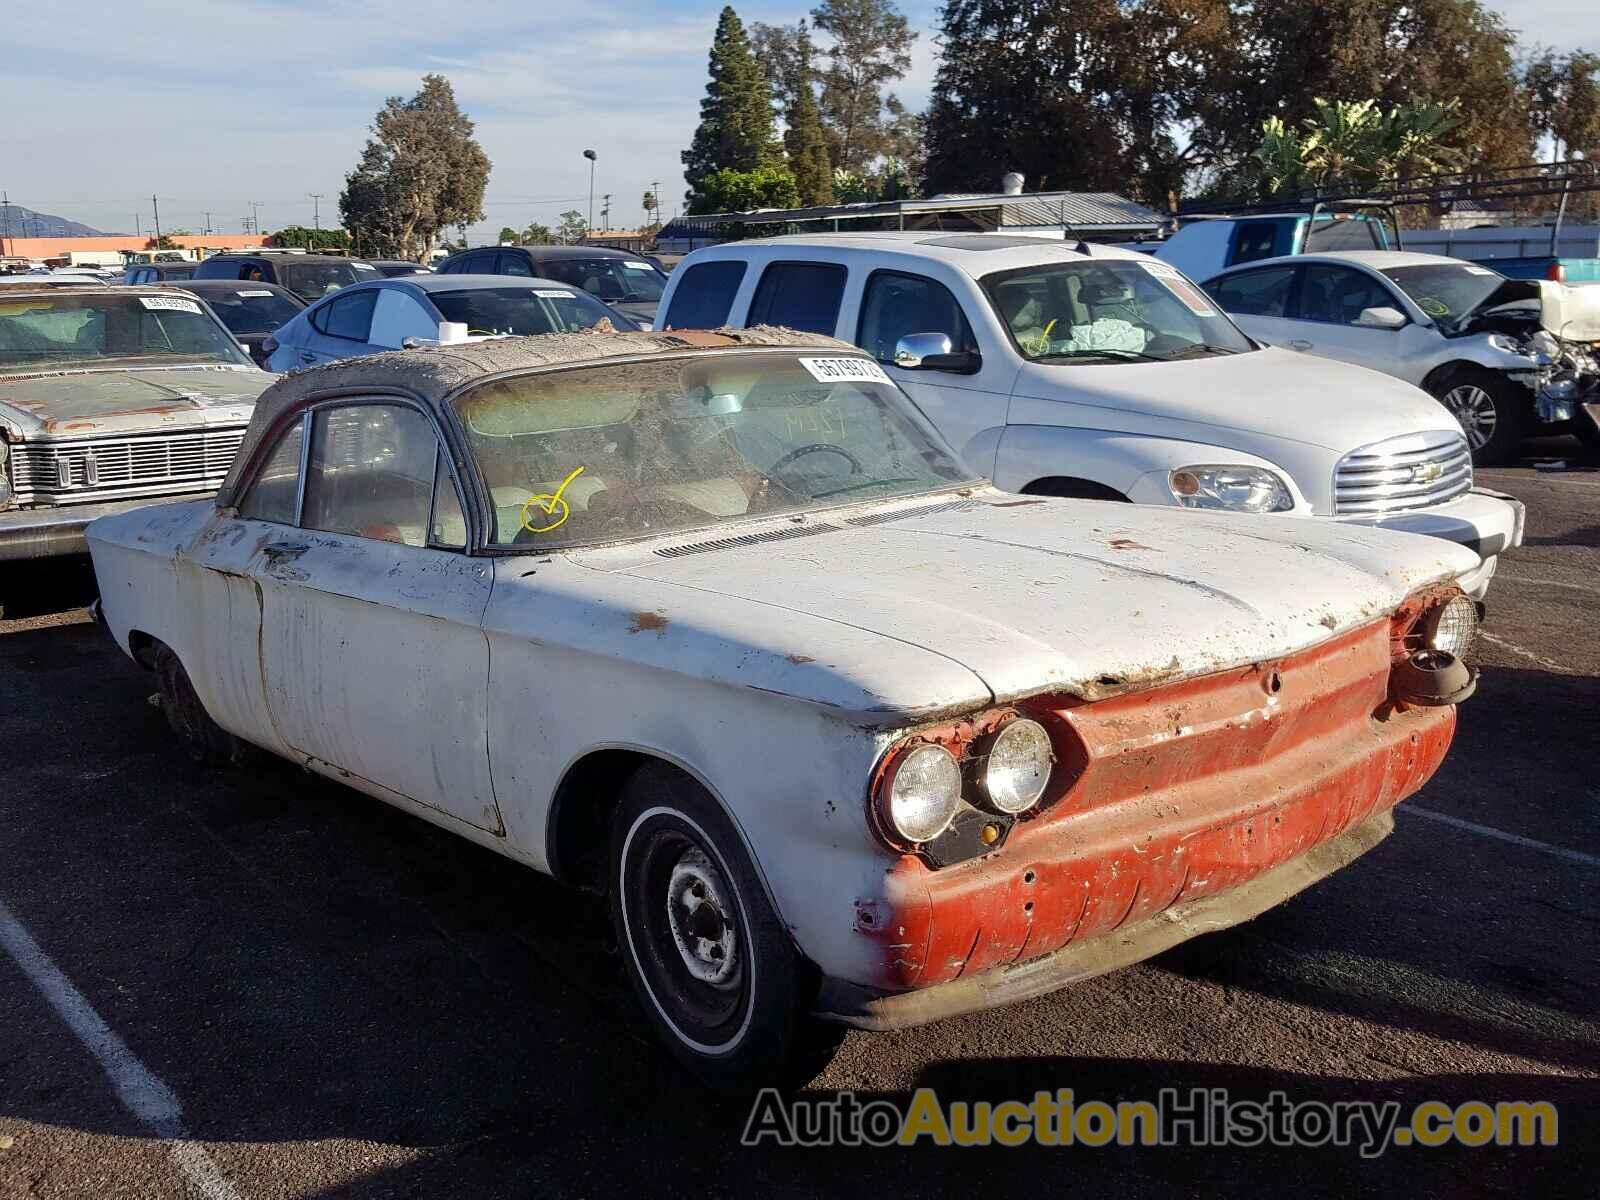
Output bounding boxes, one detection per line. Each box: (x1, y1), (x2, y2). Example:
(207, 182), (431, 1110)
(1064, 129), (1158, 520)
(1, 444), (1596, 1198)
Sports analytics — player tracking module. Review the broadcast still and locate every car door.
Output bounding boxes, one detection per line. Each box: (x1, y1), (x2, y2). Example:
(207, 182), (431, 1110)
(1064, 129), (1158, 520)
(248, 399), (501, 833)
(1204, 264), (1301, 348)
(1281, 263), (1431, 377)
(299, 286), (379, 366)
(855, 268), (1013, 472)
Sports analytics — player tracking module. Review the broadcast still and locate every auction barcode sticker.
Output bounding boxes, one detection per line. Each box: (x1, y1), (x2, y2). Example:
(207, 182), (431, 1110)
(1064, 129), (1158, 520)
(1137, 260), (1217, 316)
(624, 261), (652, 270)
(236, 289), (275, 297)
(799, 356), (891, 384)
(534, 289), (574, 298)
(139, 296), (201, 314)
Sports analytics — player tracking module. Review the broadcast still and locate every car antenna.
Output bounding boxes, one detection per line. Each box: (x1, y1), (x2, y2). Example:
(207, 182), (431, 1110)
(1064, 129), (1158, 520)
(1056, 193), (1091, 255)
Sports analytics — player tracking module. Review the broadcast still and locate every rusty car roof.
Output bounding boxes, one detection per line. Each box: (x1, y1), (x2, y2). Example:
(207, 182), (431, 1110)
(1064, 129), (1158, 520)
(216, 325), (861, 507)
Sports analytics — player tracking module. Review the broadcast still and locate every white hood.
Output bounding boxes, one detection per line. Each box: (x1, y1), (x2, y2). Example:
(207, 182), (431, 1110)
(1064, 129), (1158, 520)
(1011, 346), (1458, 454)
(574, 490), (1476, 720)
(1539, 281), (1600, 342)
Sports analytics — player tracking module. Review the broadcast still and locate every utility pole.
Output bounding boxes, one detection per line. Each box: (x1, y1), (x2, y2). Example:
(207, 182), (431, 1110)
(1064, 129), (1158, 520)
(151, 194), (162, 245)
(135, 213), (142, 238)
(241, 216), (251, 234)
(650, 180), (662, 231)
(601, 194), (611, 231)
(204, 211), (213, 236)
(1, 191), (10, 256)
(249, 201), (263, 239)
(309, 193), (323, 232)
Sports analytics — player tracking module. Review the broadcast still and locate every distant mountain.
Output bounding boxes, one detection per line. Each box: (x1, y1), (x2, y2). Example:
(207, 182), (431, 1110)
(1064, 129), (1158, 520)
(0, 204), (111, 238)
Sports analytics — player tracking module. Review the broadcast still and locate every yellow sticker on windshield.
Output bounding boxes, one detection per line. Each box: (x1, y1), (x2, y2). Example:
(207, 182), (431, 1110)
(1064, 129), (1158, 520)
(520, 465), (587, 534)
(1417, 296), (1451, 317)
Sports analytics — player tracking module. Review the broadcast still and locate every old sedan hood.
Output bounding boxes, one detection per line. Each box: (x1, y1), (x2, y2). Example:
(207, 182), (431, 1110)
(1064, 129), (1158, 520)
(1011, 346), (1456, 453)
(588, 489), (1477, 713)
(0, 367), (268, 440)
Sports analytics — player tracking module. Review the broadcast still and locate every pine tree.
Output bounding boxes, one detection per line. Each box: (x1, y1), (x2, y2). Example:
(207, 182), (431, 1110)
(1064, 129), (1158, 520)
(683, 7), (781, 213)
(785, 23), (835, 206)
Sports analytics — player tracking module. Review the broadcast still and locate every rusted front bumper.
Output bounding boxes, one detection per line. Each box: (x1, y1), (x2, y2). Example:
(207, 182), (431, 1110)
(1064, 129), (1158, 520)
(816, 621), (1457, 1030)
(0, 492), (216, 561)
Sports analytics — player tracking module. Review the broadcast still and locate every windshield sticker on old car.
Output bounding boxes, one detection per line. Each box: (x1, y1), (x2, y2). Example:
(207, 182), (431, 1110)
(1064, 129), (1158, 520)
(624, 261), (652, 270)
(1464, 266), (1496, 275)
(533, 289), (575, 299)
(520, 464), (587, 535)
(139, 296), (201, 314)
(1137, 261), (1217, 316)
(799, 357), (891, 385)
(237, 289), (275, 297)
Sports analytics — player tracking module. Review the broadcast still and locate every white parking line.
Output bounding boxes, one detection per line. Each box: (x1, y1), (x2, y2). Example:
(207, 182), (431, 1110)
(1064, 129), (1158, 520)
(1478, 631), (1575, 675)
(0, 899), (241, 1200)
(1403, 807), (1600, 868)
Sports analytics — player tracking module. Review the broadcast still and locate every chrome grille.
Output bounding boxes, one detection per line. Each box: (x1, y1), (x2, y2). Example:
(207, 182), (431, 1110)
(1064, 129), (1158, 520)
(9, 427), (247, 505)
(1334, 430), (1472, 515)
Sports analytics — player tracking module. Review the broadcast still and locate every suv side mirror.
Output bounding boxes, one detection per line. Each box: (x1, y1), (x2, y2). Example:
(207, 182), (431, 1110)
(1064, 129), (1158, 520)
(1355, 306), (1407, 330)
(893, 332), (982, 374)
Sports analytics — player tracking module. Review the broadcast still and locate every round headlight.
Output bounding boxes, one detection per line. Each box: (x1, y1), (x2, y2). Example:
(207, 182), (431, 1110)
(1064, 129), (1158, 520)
(1421, 594), (1478, 658)
(883, 744), (962, 843)
(982, 718), (1054, 814)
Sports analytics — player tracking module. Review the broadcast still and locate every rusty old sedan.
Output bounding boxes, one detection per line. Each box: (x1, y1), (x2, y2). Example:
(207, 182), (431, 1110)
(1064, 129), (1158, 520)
(87, 327), (1482, 1090)
(0, 285), (270, 563)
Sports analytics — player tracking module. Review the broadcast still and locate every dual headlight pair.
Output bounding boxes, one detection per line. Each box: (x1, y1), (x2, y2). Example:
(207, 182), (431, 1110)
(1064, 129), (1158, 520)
(1168, 464), (1294, 513)
(878, 717), (1055, 846)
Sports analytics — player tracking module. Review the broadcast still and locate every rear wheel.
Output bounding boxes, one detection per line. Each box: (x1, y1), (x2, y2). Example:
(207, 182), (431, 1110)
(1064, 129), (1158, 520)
(1429, 367), (1527, 465)
(609, 763), (843, 1092)
(153, 643), (248, 766)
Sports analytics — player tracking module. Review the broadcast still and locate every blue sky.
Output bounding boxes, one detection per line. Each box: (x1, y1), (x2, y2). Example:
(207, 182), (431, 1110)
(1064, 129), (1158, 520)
(0, 0), (1581, 243)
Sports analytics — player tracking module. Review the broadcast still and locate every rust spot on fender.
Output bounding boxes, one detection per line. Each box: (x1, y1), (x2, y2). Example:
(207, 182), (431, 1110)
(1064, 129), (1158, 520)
(1108, 537), (1152, 551)
(786, 654), (815, 665)
(628, 610), (668, 634)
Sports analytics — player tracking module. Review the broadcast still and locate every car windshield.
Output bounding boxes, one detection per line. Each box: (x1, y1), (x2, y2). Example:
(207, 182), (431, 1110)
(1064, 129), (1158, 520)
(430, 286), (635, 335)
(536, 258), (667, 304)
(983, 260), (1255, 362)
(278, 261), (379, 301)
(453, 351), (975, 548)
(204, 289), (305, 334)
(1381, 264), (1506, 327)
(0, 293), (252, 370)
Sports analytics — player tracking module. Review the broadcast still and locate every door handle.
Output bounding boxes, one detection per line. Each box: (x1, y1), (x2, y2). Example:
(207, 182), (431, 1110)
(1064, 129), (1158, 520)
(1289, 339), (1313, 351)
(299, 351), (316, 363)
(261, 542), (309, 562)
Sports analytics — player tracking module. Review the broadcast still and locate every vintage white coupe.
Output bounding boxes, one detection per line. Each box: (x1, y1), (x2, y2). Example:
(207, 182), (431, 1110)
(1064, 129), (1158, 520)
(89, 328), (1482, 1089)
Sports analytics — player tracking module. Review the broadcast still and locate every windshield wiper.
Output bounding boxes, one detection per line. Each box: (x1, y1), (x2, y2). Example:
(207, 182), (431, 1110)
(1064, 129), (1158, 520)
(1165, 342), (1244, 359)
(811, 477), (921, 500)
(1033, 347), (1168, 364)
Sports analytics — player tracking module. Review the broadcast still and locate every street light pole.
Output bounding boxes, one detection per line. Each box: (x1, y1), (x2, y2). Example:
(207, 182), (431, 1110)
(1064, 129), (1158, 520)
(583, 149), (597, 239)
(309, 193), (323, 233)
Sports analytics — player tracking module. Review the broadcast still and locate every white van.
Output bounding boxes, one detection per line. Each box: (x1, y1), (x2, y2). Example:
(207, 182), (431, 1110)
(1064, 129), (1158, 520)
(656, 232), (1523, 597)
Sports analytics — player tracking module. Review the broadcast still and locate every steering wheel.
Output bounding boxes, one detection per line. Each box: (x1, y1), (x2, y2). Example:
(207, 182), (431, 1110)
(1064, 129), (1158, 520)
(768, 443), (864, 479)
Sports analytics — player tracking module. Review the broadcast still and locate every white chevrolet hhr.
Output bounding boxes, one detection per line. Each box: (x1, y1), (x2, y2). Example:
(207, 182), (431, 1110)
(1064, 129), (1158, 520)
(657, 233), (1524, 598)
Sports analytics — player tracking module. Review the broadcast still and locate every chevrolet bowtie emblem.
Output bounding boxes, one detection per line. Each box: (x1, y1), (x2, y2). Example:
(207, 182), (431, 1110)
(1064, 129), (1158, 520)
(1410, 461), (1443, 484)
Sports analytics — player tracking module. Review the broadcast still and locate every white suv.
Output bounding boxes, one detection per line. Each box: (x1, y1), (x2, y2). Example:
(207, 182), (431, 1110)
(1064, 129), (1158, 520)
(656, 232), (1523, 598)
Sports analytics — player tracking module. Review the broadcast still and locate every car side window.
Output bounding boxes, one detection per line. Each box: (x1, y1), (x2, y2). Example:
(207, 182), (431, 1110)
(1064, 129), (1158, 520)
(310, 287), (378, 341)
(367, 288), (436, 349)
(238, 415), (306, 525)
(662, 260), (747, 330)
(301, 404), (446, 547)
(497, 251), (534, 276)
(1205, 266), (1297, 318)
(430, 448), (467, 549)
(1296, 264), (1400, 326)
(1231, 222), (1281, 265)
(746, 262), (848, 335)
(857, 270), (978, 363)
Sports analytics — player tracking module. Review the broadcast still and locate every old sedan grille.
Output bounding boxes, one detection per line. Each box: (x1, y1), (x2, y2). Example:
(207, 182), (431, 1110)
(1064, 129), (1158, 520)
(8, 428), (247, 505)
(1334, 430), (1472, 515)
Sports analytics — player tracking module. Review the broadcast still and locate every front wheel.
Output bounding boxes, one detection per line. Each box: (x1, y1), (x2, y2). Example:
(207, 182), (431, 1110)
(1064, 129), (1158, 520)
(154, 643), (249, 766)
(609, 763), (843, 1092)
(1429, 368), (1527, 465)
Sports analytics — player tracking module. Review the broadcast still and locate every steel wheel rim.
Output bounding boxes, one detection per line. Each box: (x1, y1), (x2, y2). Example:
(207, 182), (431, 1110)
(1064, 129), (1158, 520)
(1442, 384), (1497, 449)
(665, 846), (740, 986)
